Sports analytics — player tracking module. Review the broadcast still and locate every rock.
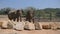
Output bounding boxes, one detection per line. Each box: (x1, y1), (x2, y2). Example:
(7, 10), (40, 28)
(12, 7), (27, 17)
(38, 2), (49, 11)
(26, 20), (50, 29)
(2, 20), (13, 29)
(38, 22), (51, 29)
(50, 22), (59, 30)
(7, 20), (25, 30)
(34, 22), (42, 30)
(2, 21), (8, 29)
(53, 22), (60, 29)
(0, 22), (3, 28)
(57, 23), (60, 29)
(24, 21), (35, 30)
(7, 21), (13, 29)
(13, 21), (25, 31)
(0, 22), (3, 27)
(42, 24), (51, 29)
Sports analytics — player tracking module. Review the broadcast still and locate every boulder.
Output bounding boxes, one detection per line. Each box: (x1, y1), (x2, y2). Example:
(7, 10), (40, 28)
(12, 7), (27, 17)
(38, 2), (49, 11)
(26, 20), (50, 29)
(50, 22), (60, 30)
(34, 22), (42, 30)
(2, 21), (8, 29)
(42, 24), (51, 29)
(0, 22), (3, 28)
(1, 20), (13, 29)
(24, 21), (35, 30)
(7, 20), (25, 30)
(57, 23), (60, 29)
(7, 21), (13, 29)
(39, 22), (51, 29)
(0, 22), (3, 27)
(13, 21), (25, 31)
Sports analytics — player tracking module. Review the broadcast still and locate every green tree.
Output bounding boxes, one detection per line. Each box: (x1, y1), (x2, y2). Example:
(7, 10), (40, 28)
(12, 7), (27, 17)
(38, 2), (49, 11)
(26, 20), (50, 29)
(0, 7), (12, 15)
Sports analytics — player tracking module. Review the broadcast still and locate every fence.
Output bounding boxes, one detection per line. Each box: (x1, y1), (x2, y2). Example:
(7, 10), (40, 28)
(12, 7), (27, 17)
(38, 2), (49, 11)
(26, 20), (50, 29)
(34, 14), (60, 22)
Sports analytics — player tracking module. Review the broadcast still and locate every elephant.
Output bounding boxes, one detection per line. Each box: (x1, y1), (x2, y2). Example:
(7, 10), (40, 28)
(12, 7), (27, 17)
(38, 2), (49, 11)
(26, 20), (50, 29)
(8, 9), (23, 22)
(26, 10), (35, 23)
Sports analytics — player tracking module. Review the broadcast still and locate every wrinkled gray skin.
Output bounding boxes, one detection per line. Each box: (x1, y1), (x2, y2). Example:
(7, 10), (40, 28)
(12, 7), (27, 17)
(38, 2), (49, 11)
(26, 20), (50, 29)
(8, 10), (23, 22)
(26, 10), (35, 23)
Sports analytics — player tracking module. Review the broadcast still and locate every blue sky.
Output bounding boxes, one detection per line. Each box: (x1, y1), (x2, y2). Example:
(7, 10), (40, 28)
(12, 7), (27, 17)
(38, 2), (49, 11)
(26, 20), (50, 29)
(0, 0), (60, 9)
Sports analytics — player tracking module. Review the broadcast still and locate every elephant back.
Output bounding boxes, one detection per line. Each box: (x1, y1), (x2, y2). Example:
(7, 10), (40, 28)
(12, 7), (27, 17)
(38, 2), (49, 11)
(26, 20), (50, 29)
(8, 10), (16, 14)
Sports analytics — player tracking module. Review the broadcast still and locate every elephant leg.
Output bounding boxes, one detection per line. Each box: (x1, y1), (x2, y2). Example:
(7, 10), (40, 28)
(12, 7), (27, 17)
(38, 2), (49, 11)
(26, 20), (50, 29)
(29, 18), (31, 22)
(13, 18), (16, 21)
(26, 17), (29, 22)
(26, 17), (31, 22)
(26, 18), (27, 21)
(20, 16), (22, 22)
(32, 18), (35, 23)
(17, 17), (19, 22)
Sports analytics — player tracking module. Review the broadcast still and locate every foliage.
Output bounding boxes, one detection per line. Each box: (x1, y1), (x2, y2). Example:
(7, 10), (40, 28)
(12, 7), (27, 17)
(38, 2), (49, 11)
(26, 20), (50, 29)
(0, 7), (60, 18)
(0, 7), (11, 15)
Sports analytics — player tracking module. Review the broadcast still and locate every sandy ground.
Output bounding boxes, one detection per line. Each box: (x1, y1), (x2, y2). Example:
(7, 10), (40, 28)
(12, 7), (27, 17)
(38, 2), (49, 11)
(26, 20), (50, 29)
(0, 15), (60, 34)
(0, 29), (60, 34)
